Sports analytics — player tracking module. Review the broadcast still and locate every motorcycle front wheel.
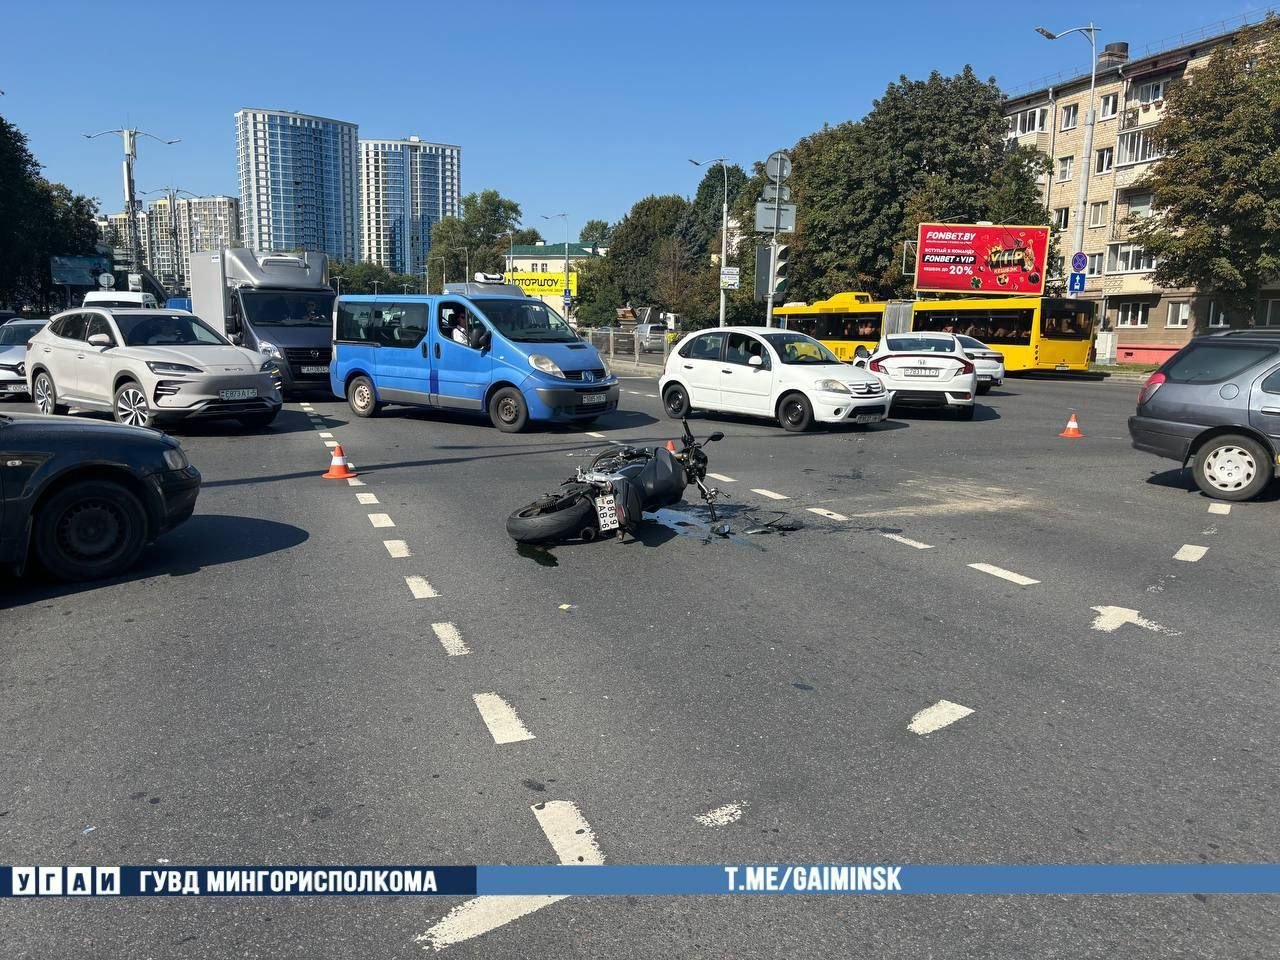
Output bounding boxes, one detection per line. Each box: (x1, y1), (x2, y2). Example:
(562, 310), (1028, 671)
(506, 491), (597, 544)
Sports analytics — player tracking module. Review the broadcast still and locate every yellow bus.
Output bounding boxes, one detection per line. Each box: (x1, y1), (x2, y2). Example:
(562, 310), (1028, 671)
(777, 294), (1097, 372)
(771, 292), (885, 361)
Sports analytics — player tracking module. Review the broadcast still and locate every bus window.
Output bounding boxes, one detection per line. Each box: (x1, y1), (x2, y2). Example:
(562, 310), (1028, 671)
(785, 315), (815, 337)
(1041, 303), (1094, 339)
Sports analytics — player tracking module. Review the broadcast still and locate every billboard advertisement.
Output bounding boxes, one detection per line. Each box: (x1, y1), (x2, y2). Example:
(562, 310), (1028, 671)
(915, 224), (1050, 296)
(50, 255), (112, 287)
(504, 272), (578, 299)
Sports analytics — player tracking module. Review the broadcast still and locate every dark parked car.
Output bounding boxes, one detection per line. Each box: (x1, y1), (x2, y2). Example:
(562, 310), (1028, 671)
(0, 413), (200, 580)
(1129, 330), (1280, 501)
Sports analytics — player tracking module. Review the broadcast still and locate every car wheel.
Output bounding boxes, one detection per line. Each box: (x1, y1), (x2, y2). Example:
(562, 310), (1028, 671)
(113, 381), (156, 428)
(33, 479), (148, 581)
(489, 386), (529, 433)
(237, 410), (278, 430)
(1193, 434), (1272, 501)
(663, 384), (691, 419)
(347, 375), (381, 418)
(777, 392), (813, 432)
(957, 404), (976, 421)
(32, 371), (69, 415)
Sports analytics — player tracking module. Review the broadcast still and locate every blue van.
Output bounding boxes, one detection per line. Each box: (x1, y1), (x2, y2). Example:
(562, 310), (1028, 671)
(329, 280), (619, 431)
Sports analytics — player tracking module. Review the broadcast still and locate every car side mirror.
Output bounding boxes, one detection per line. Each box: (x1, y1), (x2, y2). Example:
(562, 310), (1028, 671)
(854, 345), (871, 359)
(748, 355), (764, 367)
(87, 333), (112, 348)
(230, 333), (244, 346)
(854, 358), (868, 368)
(708, 431), (725, 442)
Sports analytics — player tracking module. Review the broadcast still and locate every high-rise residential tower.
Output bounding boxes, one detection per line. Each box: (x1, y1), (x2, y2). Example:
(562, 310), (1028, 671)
(358, 137), (461, 277)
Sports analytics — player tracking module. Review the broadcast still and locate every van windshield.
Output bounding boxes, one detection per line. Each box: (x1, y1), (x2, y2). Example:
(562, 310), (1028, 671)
(240, 290), (335, 328)
(472, 298), (578, 343)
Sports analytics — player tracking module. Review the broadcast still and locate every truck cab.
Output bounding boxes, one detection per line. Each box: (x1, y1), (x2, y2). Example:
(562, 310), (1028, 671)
(330, 277), (618, 432)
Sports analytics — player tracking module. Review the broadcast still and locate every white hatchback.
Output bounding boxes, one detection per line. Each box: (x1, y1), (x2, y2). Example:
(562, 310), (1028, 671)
(659, 327), (892, 432)
(860, 332), (978, 420)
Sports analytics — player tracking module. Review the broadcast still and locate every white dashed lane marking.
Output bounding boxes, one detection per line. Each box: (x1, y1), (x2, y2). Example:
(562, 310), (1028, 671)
(1207, 503), (1231, 515)
(318, 432), (333, 438)
(368, 513), (394, 528)
(347, 477), (365, 487)
(431, 622), (470, 656)
(472, 693), (536, 744)
(967, 562), (1039, 586)
(323, 440), (338, 448)
(908, 700), (974, 735)
(706, 473), (736, 483)
(1174, 544), (1208, 562)
(356, 492), (379, 505)
(807, 507), (848, 521)
(751, 488), (789, 500)
(417, 801), (602, 950)
(383, 539), (410, 558)
(695, 802), (745, 826)
(882, 533), (934, 550)
(586, 431), (605, 438)
(645, 393), (658, 398)
(405, 576), (439, 599)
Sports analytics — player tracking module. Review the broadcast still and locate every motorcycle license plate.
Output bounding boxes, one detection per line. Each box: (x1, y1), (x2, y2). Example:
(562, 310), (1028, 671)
(594, 494), (619, 531)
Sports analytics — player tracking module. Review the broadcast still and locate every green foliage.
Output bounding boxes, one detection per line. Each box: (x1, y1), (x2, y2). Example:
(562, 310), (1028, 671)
(597, 194), (689, 310)
(579, 219), (612, 244)
(1130, 18), (1280, 320)
(573, 255), (623, 326)
(330, 260), (423, 294)
(425, 189), (532, 291)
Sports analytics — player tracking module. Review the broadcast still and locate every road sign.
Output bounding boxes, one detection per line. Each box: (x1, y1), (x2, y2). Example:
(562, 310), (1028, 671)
(127, 273), (143, 292)
(762, 183), (791, 203)
(754, 202), (796, 233)
(766, 151), (791, 182)
(1071, 252), (1088, 273)
(1069, 272), (1087, 293)
(719, 266), (740, 291)
(98, 272), (115, 289)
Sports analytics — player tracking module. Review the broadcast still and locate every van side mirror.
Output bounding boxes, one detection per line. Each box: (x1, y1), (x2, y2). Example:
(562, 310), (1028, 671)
(470, 327), (491, 350)
(230, 333), (244, 346)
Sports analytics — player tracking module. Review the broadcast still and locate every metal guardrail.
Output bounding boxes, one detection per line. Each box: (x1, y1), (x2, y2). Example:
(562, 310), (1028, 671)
(582, 330), (672, 369)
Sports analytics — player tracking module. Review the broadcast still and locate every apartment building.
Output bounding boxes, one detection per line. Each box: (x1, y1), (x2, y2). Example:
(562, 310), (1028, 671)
(1005, 22), (1280, 364)
(358, 137), (461, 277)
(98, 197), (240, 290)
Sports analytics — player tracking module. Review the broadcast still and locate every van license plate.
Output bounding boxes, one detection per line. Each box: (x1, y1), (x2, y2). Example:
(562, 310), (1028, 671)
(219, 388), (257, 400)
(582, 392), (607, 405)
(300, 365), (329, 374)
(594, 494), (619, 531)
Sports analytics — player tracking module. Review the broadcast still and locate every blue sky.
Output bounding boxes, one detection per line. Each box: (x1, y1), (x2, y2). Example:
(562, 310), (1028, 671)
(1, 0), (1267, 239)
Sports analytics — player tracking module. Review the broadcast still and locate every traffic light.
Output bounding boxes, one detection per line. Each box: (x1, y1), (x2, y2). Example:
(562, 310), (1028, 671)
(772, 243), (790, 300)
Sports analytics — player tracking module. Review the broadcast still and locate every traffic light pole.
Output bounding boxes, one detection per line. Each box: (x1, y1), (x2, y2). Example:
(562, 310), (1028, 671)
(765, 191), (782, 327)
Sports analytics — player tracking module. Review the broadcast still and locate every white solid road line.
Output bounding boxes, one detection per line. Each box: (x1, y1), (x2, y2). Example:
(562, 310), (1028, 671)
(586, 431), (605, 438)
(1207, 503), (1231, 515)
(882, 533), (934, 550)
(751, 488), (789, 500)
(347, 477), (365, 487)
(430, 622), (470, 656)
(908, 699), (974, 735)
(706, 472), (736, 483)
(416, 801), (602, 951)
(368, 513), (395, 528)
(1174, 544), (1208, 562)
(967, 562), (1039, 586)
(471, 693), (535, 744)
(356, 492), (379, 505)
(383, 539), (410, 558)
(405, 576), (439, 599)
(807, 507), (848, 521)
(695, 802), (746, 826)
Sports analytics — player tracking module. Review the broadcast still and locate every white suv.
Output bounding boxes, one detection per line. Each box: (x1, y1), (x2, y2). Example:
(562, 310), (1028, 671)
(27, 308), (282, 429)
(660, 327), (892, 432)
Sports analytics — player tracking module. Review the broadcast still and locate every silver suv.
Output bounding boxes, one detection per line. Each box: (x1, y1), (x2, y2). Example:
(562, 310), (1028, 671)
(27, 307), (282, 429)
(1129, 330), (1280, 500)
(635, 323), (670, 353)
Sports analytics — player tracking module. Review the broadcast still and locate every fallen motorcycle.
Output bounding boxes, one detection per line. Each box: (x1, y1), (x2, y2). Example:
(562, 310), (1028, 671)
(505, 419), (724, 544)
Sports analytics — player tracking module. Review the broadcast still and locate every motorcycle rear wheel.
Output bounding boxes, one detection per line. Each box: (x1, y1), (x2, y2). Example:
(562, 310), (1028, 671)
(506, 492), (596, 544)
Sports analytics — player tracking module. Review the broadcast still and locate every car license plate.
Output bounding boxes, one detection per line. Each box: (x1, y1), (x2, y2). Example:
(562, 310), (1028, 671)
(219, 388), (257, 400)
(582, 392), (607, 405)
(1, 383), (25, 393)
(902, 368), (939, 377)
(854, 413), (881, 423)
(300, 365), (329, 374)
(594, 494), (619, 531)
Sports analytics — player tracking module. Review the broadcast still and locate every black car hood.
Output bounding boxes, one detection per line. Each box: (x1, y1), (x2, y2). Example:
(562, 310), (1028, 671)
(0, 413), (169, 447)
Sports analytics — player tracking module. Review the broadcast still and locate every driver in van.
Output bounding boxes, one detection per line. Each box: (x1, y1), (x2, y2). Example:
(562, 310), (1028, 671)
(447, 307), (471, 346)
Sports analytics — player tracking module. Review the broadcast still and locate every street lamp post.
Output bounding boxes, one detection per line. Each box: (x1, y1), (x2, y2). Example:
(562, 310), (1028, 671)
(372, 280), (382, 296)
(84, 127), (181, 273)
(332, 276), (343, 296)
(542, 213), (570, 319)
(1037, 22), (1100, 271)
(690, 157), (730, 327)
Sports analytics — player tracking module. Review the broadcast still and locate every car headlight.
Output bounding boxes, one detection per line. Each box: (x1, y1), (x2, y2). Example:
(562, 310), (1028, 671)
(529, 354), (564, 377)
(162, 446), (189, 470)
(814, 379), (852, 394)
(259, 341), (281, 360)
(600, 358), (612, 378)
(147, 361), (202, 374)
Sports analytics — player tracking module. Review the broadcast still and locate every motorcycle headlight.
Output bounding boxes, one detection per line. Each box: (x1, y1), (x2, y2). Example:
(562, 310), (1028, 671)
(147, 361), (202, 375)
(814, 379), (851, 394)
(162, 446), (189, 470)
(529, 354), (564, 378)
(259, 341), (281, 360)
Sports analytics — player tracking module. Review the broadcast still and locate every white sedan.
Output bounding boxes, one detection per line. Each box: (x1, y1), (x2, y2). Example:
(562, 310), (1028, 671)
(859, 332), (978, 420)
(956, 335), (1005, 394)
(660, 327), (892, 432)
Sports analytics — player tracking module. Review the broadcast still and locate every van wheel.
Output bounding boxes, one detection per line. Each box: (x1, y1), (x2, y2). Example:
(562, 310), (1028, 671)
(777, 392), (813, 432)
(1193, 434), (1271, 501)
(489, 387), (529, 433)
(347, 375), (380, 418)
(663, 384), (691, 418)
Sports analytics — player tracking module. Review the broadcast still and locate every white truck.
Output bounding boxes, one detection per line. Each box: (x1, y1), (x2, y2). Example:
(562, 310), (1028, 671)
(189, 249), (335, 394)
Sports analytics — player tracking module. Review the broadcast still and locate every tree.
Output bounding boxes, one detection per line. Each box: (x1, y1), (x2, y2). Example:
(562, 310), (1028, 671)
(573, 255), (622, 326)
(601, 194), (688, 307)
(1129, 18), (1280, 321)
(580, 219), (612, 245)
(426, 189), (529, 291)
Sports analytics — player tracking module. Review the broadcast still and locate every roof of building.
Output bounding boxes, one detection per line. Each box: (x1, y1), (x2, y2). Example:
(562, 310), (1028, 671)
(510, 242), (606, 258)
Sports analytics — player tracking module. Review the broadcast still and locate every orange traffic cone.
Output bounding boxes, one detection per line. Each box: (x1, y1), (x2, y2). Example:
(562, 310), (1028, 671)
(1059, 411), (1084, 439)
(322, 444), (358, 479)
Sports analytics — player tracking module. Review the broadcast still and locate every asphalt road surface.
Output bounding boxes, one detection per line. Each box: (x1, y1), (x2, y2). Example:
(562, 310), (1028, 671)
(2, 376), (1277, 958)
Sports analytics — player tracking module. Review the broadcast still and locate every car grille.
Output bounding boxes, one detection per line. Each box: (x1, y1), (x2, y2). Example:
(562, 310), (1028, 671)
(850, 381), (884, 396)
(194, 398), (276, 416)
(283, 347), (330, 379)
(564, 369), (607, 382)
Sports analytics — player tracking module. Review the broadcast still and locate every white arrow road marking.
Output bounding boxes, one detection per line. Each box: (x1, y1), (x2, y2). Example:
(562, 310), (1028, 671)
(472, 693), (535, 744)
(967, 562), (1039, 586)
(417, 801), (602, 952)
(695, 802), (746, 826)
(1174, 544), (1208, 562)
(1089, 605), (1180, 635)
(908, 700), (974, 735)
